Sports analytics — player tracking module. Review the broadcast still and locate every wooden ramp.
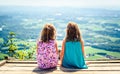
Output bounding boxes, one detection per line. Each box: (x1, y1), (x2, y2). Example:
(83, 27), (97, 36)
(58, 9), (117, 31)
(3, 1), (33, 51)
(0, 60), (120, 74)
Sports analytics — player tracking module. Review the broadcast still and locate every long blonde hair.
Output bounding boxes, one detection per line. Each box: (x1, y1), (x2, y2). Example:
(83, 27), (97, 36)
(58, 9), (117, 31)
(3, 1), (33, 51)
(65, 22), (82, 42)
(40, 23), (56, 42)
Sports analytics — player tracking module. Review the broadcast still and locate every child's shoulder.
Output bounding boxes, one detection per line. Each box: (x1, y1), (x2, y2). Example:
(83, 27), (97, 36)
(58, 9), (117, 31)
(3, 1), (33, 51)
(37, 39), (41, 42)
(49, 40), (56, 43)
(37, 39), (44, 44)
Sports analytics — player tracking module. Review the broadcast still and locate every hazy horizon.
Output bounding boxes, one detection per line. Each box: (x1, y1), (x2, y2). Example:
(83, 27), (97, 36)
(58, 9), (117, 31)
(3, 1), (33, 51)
(0, 0), (120, 9)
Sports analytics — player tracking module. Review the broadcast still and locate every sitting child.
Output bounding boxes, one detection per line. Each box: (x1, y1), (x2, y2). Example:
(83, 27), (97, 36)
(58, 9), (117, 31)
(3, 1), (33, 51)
(60, 22), (88, 69)
(37, 23), (58, 69)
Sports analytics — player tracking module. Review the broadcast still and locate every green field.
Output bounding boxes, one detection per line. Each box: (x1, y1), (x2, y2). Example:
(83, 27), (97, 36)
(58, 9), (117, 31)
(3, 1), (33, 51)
(85, 46), (120, 60)
(0, 38), (120, 61)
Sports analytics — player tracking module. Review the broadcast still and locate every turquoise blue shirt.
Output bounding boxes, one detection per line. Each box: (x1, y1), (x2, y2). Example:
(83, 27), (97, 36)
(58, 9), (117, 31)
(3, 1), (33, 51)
(62, 41), (88, 69)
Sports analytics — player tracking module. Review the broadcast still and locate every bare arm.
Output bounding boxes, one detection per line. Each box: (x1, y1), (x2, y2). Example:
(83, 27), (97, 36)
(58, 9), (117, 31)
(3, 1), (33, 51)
(81, 40), (86, 57)
(55, 41), (59, 54)
(60, 40), (65, 64)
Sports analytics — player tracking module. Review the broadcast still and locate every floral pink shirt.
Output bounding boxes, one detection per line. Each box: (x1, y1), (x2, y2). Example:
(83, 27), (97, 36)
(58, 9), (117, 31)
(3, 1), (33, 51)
(37, 40), (58, 69)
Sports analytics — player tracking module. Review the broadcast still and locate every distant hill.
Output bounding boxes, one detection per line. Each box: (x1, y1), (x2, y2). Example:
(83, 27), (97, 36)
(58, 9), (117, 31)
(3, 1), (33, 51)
(0, 6), (120, 52)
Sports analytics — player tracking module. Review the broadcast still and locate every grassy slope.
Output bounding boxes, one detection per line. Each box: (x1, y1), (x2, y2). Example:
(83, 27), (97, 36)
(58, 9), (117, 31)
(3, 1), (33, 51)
(85, 46), (120, 60)
(1, 40), (120, 60)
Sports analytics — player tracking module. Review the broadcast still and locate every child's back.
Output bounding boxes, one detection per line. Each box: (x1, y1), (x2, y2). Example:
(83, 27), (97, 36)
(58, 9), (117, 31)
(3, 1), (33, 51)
(62, 41), (87, 69)
(60, 22), (88, 69)
(37, 40), (58, 69)
(37, 24), (58, 69)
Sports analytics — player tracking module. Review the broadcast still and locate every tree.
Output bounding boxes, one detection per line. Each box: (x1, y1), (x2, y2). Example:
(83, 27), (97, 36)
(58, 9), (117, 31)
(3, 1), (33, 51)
(8, 32), (18, 57)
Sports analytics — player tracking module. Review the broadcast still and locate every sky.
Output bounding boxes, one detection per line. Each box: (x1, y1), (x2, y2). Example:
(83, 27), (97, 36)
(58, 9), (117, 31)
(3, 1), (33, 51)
(0, 0), (120, 8)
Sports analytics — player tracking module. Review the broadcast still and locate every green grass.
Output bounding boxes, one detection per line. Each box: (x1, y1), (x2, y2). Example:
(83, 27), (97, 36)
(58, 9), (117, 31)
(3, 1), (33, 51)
(85, 55), (108, 60)
(0, 53), (8, 60)
(85, 46), (120, 60)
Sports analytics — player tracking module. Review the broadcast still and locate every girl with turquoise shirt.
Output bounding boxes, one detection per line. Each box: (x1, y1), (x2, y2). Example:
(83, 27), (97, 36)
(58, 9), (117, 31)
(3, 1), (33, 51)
(60, 22), (88, 69)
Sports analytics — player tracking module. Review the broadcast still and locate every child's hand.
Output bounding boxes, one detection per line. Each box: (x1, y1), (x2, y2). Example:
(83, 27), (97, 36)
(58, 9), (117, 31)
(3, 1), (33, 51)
(58, 61), (62, 66)
(84, 54), (86, 58)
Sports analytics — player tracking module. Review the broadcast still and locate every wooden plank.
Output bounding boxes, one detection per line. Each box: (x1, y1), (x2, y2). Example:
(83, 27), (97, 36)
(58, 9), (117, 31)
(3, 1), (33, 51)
(88, 63), (120, 67)
(0, 60), (6, 66)
(0, 71), (5, 74)
(0, 66), (59, 71)
(6, 61), (37, 64)
(2, 71), (120, 74)
(86, 60), (120, 63)
(1, 66), (120, 71)
(3, 64), (59, 67)
(3, 71), (32, 74)
(0, 60), (120, 74)
(4, 63), (120, 67)
(60, 67), (120, 71)
(68, 71), (120, 74)
(4, 63), (37, 67)
(6, 60), (120, 64)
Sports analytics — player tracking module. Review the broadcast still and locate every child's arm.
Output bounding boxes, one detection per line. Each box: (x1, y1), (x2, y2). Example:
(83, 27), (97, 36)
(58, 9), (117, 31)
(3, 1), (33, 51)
(55, 41), (59, 54)
(60, 40), (65, 65)
(81, 40), (86, 57)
